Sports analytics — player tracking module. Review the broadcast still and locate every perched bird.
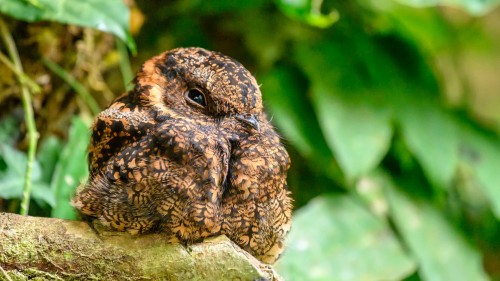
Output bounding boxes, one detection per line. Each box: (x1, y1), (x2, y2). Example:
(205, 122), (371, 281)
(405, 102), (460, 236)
(72, 47), (292, 264)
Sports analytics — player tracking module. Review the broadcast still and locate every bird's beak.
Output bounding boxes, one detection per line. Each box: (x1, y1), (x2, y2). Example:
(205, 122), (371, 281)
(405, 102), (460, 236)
(235, 114), (260, 132)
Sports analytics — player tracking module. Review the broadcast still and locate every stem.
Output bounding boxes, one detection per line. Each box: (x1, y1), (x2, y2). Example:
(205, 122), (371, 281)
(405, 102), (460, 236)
(0, 18), (39, 216)
(116, 38), (133, 91)
(0, 50), (41, 94)
(42, 57), (101, 116)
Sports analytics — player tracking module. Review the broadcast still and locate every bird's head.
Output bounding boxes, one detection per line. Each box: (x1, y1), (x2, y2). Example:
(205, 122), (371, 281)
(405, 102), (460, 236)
(132, 47), (263, 133)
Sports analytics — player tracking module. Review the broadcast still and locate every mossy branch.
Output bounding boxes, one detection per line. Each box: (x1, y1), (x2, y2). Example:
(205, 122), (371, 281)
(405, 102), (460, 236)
(0, 212), (282, 281)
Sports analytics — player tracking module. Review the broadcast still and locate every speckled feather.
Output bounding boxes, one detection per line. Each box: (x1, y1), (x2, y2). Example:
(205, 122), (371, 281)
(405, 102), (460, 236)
(72, 47), (292, 264)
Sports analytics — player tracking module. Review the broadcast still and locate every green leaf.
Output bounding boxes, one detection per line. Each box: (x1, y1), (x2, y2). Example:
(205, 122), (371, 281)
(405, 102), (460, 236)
(0, 0), (136, 53)
(0, 177), (24, 199)
(0, 142), (28, 177)
(355, 171), (392, 219)
(38, 136), (63, 184)
(395, 0), (500, 16)
(294, 40), (394, 181)
(275, 0), (339, 28)
(31, 183), (56, 207)
(277, 194), (416, 281)
(311, 85), (393, 181)
(386, 179), (489, 281)
(397, 98), (459, 189)
(0, 143), (56, 207)
(50, 116), (90, 220)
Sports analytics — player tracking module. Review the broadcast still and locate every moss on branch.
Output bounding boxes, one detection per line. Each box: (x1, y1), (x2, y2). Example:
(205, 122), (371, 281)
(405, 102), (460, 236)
(0, 213), (281, 281)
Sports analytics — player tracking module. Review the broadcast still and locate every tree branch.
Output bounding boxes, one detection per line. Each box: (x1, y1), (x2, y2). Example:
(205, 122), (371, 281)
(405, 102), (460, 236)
(0, 212), (282, 280)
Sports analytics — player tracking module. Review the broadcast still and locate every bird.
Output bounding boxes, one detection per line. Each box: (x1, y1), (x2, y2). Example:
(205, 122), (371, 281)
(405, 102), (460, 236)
(71, 47), (292, 264)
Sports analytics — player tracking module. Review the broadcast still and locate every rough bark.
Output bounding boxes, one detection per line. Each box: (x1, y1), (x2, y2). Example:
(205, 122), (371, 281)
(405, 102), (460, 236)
(0, 212), (282, 281)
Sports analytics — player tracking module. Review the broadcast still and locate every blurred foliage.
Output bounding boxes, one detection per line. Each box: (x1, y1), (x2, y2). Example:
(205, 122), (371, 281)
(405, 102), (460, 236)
(1, 0), (500, 280)
(0, 0), (135, 52)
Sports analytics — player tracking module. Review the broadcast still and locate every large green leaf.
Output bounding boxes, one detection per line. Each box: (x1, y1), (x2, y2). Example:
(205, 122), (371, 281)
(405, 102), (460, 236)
(311, 85), (393, 182)
(386, 179), (489, 281)
(0, 0), (136, 53)
(50, 116), (90, 220)
(277, 194), (416, 281)
(295, 41), (394, 181)
(397, 97), (459, 189)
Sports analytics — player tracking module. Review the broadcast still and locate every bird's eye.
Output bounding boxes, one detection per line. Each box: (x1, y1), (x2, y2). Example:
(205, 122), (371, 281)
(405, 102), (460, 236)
(186, 89), (207, 108)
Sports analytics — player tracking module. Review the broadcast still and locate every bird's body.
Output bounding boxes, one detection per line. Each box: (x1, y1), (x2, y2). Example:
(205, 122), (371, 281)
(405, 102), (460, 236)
(72, 47), (292, 264)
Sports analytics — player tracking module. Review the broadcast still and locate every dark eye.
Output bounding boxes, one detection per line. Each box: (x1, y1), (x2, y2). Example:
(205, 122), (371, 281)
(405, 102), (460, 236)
(186, 89), (206, 107)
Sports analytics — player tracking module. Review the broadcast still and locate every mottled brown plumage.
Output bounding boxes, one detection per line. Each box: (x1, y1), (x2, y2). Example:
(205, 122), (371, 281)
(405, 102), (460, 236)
(72, 47), (292, 264)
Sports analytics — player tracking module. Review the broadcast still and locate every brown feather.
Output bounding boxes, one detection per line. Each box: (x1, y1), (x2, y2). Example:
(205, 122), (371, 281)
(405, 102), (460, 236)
(72, 47), (292, 264)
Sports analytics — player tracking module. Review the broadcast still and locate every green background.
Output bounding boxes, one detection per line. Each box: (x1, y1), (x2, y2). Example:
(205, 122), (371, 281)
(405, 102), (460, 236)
(1, 0), (500, 280)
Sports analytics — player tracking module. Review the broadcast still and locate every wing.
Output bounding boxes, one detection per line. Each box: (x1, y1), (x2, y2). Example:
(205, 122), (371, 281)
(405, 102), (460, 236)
(74, 99), (231, 240)
(88, 93), (156, 173)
